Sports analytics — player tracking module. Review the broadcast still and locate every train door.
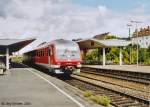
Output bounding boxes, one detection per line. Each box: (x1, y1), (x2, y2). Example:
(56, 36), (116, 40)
(48, 46), (51, 65)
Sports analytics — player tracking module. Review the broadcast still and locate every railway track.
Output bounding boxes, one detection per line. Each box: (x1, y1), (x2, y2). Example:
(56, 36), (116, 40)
(65, 75), (150, 107)
(75, 72), (149, 94)
(81, 67), (150, 85)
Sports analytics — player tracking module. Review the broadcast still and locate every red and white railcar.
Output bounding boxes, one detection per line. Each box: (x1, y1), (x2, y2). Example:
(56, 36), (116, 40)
(24, 39), (82, 74)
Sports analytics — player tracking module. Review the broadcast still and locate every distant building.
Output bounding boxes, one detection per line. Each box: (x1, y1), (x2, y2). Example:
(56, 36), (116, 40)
(93, 32), (110, 40)
(132, 26), (150, 48)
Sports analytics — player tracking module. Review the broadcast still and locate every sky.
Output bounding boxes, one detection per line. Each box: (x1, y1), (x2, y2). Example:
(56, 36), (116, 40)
(0, 0), (149, 53)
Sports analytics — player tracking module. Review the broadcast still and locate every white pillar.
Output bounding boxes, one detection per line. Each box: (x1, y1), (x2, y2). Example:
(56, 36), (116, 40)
(103, 48), (106, 66)
(119, 47), (122, 66)
(6, 47), (9, 70)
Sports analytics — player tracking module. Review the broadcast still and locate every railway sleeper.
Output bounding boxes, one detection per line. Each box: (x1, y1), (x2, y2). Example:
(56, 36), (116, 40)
(120, 102), (143, 107)
(109, 96), (123, 100)
(113, 99), (135, 105)
(95, 91), (115, 96)
(108, 94), (119, 97)
(111, 98), (128, 102)
(94, 92), (106, 95)
(105, 93), (117, 96)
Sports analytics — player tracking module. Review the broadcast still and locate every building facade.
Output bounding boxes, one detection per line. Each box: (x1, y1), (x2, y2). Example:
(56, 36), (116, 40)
(132, 26), (150, 48)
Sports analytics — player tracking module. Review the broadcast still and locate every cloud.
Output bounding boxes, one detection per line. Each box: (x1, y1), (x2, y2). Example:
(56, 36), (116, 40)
(0, 0), (149, 53)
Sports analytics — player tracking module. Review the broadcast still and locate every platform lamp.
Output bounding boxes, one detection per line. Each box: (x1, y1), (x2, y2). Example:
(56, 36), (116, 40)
(130, 20), (142, 67)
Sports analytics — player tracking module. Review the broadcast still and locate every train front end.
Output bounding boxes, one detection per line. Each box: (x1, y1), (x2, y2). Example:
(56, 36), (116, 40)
(53, 40), (82, 74)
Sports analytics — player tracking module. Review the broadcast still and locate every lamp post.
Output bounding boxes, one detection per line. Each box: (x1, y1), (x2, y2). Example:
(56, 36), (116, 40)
(127, 23), (132, 64)
(130, 20), (142, 67)
(127, 24), (132, 39)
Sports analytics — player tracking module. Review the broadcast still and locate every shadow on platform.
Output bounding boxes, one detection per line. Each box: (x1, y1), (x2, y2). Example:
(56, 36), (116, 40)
(11, 62), (29, 68)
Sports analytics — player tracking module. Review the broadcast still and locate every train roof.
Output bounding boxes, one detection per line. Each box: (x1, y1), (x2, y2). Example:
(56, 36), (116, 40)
(25, 39), (77, 53)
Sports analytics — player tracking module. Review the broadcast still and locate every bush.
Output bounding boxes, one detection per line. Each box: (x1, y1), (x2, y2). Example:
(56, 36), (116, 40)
(83, 90), (93, 97)
(11, 56), (23, 62)
(146, 58), (150, 65)
(90, 95), (111, 107)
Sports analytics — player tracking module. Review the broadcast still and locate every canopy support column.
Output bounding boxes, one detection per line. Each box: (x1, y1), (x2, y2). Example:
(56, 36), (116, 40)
(103, 48), (106, 66)
(119, 47), (122, 66)
(6, 47), (9, 70)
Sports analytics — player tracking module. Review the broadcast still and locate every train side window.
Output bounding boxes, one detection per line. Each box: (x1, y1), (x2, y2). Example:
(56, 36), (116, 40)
(41, 51), (42, 56)
(45, 50), (47, 56)
(39, 51), (40, 56)
(37, 52), (38, 56)
(43, 51), (44, 56)
(36, 52), (38, 56)
(43, 50), (45, 56)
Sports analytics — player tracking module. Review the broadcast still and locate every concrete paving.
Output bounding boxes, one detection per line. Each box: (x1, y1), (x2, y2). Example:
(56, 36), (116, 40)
(0, 64), (102, 107)
(83, 65), (150, 73)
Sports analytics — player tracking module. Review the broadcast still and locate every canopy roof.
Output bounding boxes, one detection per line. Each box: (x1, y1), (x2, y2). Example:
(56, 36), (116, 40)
(77, 38), (131, 50)
(0, 38), (36, 54)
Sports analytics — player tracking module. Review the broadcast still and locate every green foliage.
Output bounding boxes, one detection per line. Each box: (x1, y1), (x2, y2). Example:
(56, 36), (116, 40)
(106, 47), (119, 63)
(83, 90), (93, 97)
(11, 56), (23, 63)
(122, 49), (129, 64)
(85, 49), (100, 61)
(90, 95), (111, 107)
(139, 48), (147, 62)
(105, 35), (118, 39)
(84, 44), (150, 65)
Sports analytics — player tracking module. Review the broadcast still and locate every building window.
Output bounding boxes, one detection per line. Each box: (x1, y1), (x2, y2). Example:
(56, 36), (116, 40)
(140, 40), (141, 42)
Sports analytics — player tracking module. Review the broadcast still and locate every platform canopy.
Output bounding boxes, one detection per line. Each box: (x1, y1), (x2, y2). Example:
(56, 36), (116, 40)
(0, 38), (36, 54)
(77, 38), (131, 50)
(77, 38), (131, 66)
(0, 38), (36, 70)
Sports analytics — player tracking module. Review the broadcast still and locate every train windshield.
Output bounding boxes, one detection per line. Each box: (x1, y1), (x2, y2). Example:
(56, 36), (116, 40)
(56, 43), (80, 60)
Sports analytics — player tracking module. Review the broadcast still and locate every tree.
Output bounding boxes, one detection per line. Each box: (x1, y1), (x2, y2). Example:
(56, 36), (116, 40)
(139, 48), (147, 64)
(105, 35), (118, 39)
(146, 45), (150, 64)
(122, 49), (129, 64)
(106, 47), (119, 63)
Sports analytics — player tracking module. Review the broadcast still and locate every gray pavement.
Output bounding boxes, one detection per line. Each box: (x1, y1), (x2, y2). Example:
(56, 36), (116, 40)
(0, 67), (80, 107)
(0, 64), (102, 107)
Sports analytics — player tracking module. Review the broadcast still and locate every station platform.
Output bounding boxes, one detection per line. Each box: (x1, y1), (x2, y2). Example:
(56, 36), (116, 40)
(0, 63), (101, 107)
(82, 65), (150, 74)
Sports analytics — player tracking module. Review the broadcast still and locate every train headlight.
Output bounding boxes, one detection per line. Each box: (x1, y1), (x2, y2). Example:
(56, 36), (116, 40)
(51, 65), (60, 68)
(77, 64), (82, 68)
(77, 62), (80, 65)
